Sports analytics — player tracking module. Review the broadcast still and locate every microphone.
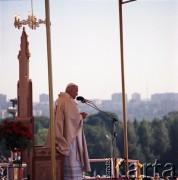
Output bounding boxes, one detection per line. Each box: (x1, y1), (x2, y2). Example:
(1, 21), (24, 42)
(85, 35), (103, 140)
(76, 96), (91, 103)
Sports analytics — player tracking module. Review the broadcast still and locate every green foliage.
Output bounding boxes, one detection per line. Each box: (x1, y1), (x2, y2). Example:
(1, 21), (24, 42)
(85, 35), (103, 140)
(24, 111), (178, 177)
(34, 116), (49, 134)
(84, 112), (122, 176)
(34, 116), (49, 145)
(34, 128), (48, 146)
(151, 118), (170, 160)
(84, 124), (111, 158)
(127, 121), (145, 161)
(164, 112), (178, 165)
(84, 112), (120, 158)
(1, 111), (178, 176)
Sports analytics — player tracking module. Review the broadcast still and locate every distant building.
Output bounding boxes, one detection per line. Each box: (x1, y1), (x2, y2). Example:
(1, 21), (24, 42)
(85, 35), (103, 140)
(33, 110), (42, 117)
(102, 100), (112, 106)
(151, 93), (178, 102)
(0, 110), (9, 119)
(0, 94), (7, 108)
(92, 99), (102, 106)
(111, 93), (128, 103)
(39, 94), (49, 104)
(131, 93), (141, 102)
(151, 93), (178, 114)
(1, 92), (178, 121)
(111, 93), (122, 103)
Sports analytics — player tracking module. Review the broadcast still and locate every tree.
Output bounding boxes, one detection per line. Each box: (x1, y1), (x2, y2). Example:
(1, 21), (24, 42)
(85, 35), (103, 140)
(84, 112), (121, 176)
(34, 128), (48, 146)
(137, 120), (154, 162)
(34, 116), (49, 145)
(151, 118), (170, 161)
(167, 117), (178, 164)
(127, 121), (144, 161)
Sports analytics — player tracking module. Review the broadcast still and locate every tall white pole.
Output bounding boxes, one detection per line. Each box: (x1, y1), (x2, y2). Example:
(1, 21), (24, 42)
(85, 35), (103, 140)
(45, 0), (56, 180)
(118, 0), (129, 176)
(118, 0), (137, 177)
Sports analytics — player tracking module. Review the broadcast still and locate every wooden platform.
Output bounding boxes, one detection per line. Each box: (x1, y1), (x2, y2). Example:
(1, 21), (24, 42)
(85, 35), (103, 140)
(32, 147), (64, 180)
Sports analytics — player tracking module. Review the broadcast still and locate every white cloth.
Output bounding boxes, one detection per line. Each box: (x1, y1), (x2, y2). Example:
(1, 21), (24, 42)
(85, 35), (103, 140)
(64, 138), (82, 180)
(44, 92), (91, 172)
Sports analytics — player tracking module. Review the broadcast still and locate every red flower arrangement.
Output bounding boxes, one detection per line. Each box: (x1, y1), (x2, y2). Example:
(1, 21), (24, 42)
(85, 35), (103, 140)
(0, 120), (33, 151)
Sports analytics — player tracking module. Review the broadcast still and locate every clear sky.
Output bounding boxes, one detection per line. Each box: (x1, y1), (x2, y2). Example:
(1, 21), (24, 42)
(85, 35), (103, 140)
(0, 0), (178, 102)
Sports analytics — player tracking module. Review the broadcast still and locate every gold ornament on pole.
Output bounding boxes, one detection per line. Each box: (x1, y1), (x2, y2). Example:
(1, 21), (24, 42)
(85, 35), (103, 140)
(14, 0), (46, 30)
(14, 12), (46, 30)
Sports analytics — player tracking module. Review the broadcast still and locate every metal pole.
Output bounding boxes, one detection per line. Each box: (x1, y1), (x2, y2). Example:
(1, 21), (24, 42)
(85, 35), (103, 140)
(45, 0), (56, 180)
(118, 0), (129, 177)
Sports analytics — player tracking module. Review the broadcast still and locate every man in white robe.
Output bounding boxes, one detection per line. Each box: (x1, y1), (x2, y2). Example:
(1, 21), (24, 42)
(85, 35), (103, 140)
(45, 83), (91, 180)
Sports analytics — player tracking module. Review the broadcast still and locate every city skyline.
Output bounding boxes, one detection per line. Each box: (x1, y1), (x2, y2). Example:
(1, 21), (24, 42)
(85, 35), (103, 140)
(1, 0), (178, 102)
(2, 90), (178, 121)
(2, 90), (178, 103)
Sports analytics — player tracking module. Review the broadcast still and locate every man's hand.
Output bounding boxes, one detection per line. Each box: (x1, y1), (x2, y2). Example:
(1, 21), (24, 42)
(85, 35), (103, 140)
(80, 112), (88, 120)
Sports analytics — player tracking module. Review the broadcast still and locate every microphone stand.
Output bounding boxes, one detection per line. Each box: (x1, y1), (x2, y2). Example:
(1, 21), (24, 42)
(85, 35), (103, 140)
(81, 100), (123, 179)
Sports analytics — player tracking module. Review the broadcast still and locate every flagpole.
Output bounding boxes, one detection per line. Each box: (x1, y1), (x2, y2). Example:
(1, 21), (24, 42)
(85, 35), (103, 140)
(118, 0), (137, 177)
(45, 0), (56, 180)
(118, 0), (129, 177)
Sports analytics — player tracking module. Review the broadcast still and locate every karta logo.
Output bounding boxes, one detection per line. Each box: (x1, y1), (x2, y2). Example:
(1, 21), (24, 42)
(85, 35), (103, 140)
(105, 158), (176, 179)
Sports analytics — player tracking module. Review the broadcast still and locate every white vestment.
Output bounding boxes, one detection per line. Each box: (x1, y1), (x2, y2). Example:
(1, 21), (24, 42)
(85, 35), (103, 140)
(44, 92), (91, 173)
